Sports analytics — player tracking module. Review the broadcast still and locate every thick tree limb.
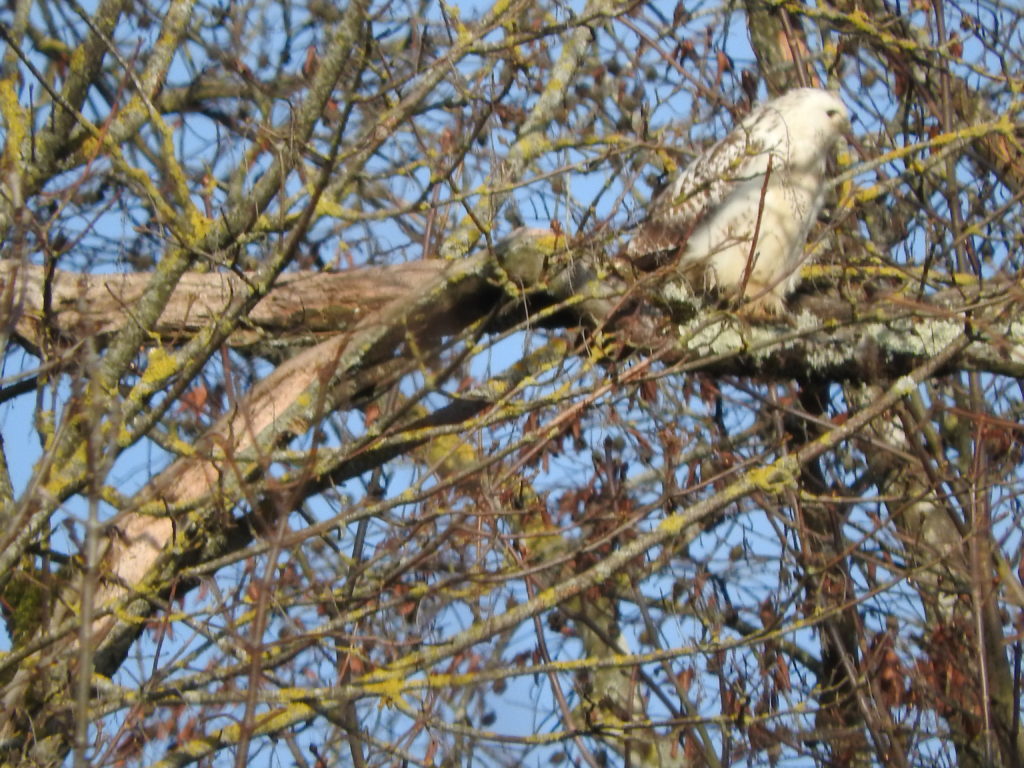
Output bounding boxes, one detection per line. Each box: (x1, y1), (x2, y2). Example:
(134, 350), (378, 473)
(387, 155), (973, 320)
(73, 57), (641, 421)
(4, 248), (1024, 380)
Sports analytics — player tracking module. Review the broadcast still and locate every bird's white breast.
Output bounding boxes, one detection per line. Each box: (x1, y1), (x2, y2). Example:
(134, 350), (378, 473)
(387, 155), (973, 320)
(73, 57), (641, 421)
(681, 164), (825, 296)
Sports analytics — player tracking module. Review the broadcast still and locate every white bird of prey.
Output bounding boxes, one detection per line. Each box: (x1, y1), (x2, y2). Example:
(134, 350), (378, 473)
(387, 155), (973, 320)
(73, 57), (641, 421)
(626, 88), (850, 316)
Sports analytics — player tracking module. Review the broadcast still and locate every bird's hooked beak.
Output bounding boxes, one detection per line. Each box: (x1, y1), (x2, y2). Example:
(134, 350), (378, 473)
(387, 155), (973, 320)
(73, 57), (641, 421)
(832, 107), (853, 139)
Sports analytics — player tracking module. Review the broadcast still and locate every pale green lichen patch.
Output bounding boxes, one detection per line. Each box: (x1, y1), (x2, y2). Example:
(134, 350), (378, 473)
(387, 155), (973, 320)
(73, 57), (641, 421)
(668, 288), (968, 371)
(661, 281), (693, 306)
(793, 309), (823, 332)
(893, 374), (918, 395)
(745, 326), (800, 359)
(1006, 318), (1024, 362)
(678, 317), (745, 356)
(677, 313), (802, 361)
(804, 337), (845, 372)
(874, 317), (962, 358)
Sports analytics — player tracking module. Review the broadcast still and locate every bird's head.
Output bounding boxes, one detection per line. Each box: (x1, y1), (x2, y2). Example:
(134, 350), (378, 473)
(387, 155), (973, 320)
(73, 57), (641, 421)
(770, 88), (850, 167)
